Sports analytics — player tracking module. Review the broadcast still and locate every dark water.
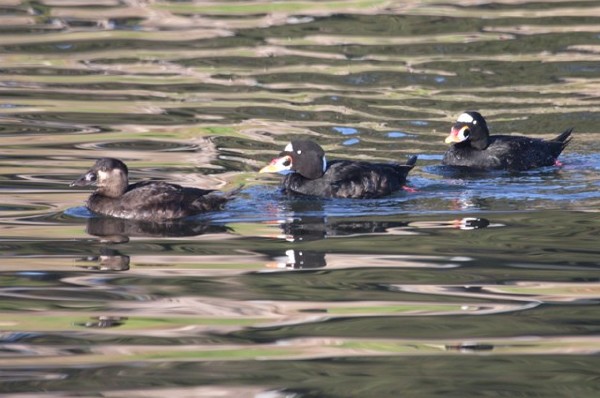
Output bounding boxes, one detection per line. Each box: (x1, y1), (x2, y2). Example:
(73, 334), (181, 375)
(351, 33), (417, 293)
(1, 1), (600, 397)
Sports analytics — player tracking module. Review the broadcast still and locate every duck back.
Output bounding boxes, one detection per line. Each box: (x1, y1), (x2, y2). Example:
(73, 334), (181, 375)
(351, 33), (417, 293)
(87, 181), (228, 221)
(443, 130), (572, 171)
(283, 157), (416, 199)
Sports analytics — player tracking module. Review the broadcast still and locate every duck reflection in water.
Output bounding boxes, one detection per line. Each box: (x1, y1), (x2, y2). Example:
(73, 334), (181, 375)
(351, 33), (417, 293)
(75, 315), (128, 329)
(266, 249), (327, 270)
(455, 217), (490, 230)
(264, 198), (413, 242)
(77, 217), (229, 271)
(77, 247), (130, 271)
(262, 199), (411, 270)
(261, 199), (496, 269)
(84, 216), (230, 244)
(263, 216), (493, 270)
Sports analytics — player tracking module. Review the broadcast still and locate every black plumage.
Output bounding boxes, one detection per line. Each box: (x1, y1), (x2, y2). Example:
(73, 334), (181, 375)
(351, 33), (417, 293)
(259, 140), (417, 199)
(442, 111), (572, 171)
(71, 158), (235, 221)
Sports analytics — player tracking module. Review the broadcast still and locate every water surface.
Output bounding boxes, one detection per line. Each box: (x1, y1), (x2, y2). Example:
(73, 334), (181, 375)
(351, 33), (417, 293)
(1, 1), (600, 397)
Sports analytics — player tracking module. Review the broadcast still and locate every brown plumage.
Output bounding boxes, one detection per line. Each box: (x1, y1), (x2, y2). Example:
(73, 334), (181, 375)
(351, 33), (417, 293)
(71, 158), (236, 221)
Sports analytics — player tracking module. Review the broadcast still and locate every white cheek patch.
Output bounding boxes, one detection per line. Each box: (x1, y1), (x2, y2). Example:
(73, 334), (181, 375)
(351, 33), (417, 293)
(284, 143), (294, 152)
(458, 217), (477, 230)
(274, 156), (294, 175)
(457, 113), (474, 123)
(458, 128), (470, 141)
(97, 170), (109, 181)
(96, 170), (112, 185)
(322, 155), (327, 172)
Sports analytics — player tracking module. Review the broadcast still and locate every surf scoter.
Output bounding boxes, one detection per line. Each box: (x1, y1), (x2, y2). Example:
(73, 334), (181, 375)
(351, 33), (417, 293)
(259, 140), (417, 198)
(442, 111), (572, 171)
(71, 158), (235, 221)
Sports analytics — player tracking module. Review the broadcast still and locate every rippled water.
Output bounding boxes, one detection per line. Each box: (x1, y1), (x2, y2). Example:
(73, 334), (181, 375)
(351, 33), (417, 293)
(1, 1), (600, 397)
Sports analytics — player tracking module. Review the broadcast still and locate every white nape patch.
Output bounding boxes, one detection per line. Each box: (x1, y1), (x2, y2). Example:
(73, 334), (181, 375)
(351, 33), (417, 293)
(322, 155), (327, 172)
(285, 249), (296, 265)
(284, 142), (294, 152)
(297, 150), (302, 154)
(456, 113), (474, 123)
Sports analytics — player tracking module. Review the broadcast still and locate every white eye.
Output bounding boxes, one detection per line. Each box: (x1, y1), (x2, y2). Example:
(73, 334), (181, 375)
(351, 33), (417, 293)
(271, 156), (294, 175)
(459, 127), (471, 141)
(457, 113), (474, 123)
(284, 143), (293, 152)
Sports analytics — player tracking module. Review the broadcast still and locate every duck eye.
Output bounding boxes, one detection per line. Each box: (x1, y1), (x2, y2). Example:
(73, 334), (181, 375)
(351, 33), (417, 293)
(282, 157), (291, 167)
(462, 128), (471, 138)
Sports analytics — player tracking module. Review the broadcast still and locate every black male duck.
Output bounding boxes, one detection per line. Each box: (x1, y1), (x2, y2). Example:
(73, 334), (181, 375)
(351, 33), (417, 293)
(442, 111), (572, 171)
(259, 140), (417, 199)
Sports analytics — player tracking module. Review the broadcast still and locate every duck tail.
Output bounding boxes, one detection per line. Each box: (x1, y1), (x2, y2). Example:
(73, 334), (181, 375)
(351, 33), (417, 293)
(405, 155), (418, 168)
(206, 184), (243, 201)
(222, 184), (244, 199)
(552, 128), (573, 148)
(195, 185), (243, 212)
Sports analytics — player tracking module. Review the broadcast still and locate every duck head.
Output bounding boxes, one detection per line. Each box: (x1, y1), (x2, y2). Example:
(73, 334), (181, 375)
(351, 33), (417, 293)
(71, 158), (129, 198)
(260, 140), (327, 180)
(445, 111), (490, 150)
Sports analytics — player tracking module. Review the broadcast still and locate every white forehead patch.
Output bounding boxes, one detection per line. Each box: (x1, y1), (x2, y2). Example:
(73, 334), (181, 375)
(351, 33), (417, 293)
(457, 113), (474, 123)
(284, 143), (293, 152)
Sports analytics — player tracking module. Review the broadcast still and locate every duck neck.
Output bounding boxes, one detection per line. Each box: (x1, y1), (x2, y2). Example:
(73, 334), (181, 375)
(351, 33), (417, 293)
(98, 178), (128, 198)
(469, 127), (490, 150)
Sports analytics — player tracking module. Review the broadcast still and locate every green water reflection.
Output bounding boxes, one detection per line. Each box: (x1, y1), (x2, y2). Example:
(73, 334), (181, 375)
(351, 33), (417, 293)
(1, 0), (600, 396)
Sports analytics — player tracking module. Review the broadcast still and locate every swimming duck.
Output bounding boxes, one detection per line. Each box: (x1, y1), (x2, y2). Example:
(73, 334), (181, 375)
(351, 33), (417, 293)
(442, 111), (572, 170)
(259, 140), (417, 198)
(71, 158), (235, 221)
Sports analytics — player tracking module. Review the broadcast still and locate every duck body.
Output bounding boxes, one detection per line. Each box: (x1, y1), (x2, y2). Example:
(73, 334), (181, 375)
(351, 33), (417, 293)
(443, 132), (572, 170)
(442, 111), (572, 171)
(260, 140), (417, 199)
(282, 159), (416, 198)
(86, 181), (227, 221)
(72, 158), (233, 222)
